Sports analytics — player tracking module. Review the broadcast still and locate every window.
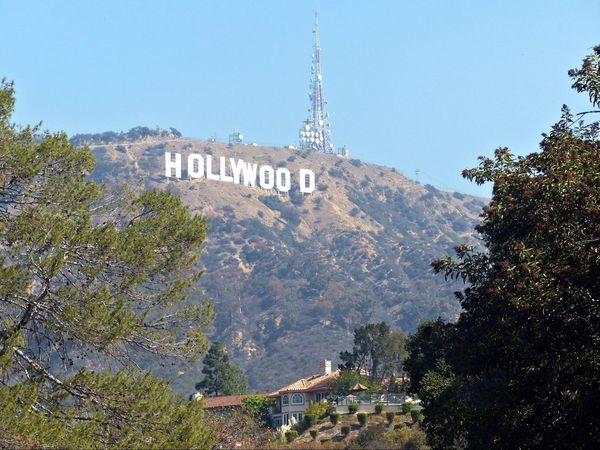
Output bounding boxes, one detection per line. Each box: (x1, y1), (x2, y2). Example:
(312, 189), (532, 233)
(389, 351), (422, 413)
(316, 392), (328, 402)
(282, 395), (289, 406)
(292, 412), (304, 422)
(273, 417), (282, 428)
(291, 393), (304, 405)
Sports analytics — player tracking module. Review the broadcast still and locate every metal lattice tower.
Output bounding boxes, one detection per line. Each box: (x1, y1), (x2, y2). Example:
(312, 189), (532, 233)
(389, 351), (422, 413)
(299, 12), (334, 154)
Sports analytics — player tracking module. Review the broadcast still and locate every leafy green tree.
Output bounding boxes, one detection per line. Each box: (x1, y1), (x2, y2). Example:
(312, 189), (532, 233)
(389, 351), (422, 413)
(339, 322), (407, 384)
(406, 46), (600, 449)
(241, 395), (275, 426)
(196, 341), (247, 396)
(329, 368), (371, 396)
(403, 318), (455, 394)
(0, 80), (215, 448)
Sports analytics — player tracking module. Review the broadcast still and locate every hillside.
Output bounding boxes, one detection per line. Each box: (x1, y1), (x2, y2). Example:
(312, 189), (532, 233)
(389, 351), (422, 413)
(86, 135), (486, 393)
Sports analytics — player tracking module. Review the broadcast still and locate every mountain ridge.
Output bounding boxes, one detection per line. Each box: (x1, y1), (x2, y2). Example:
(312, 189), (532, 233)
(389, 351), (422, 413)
(86, 134), (486, 392)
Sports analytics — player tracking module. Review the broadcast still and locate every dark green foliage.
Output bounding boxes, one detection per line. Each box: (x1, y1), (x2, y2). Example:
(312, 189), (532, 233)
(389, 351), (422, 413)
(404, 318), (455, 393)
(350, 159), (362, 167)
(330, 412), (340, 425)
(310, 428), (318, 440)
(304, 414), (317, 428)
(320, 437), (332, 444)
(375, 403), (384, 415)
(196, 342), (248, 396)
(339, 322), (407, 384)
(348, 403), (359, 414)
(241, 396), (275, 426)
(341, 425), (351, 437)
(0, 81), (214, 448)
(305, 400), (331, 420)
(394, 423), (406, 430)
(0, 370), (216, 448)
(386, 411), (395, 425)
(401, 403), (413, 414)
(285, 429), (298, 443)
(357, 412), (368, 427)
(410, 410), (419, 424)
(406, 47), (600, 449)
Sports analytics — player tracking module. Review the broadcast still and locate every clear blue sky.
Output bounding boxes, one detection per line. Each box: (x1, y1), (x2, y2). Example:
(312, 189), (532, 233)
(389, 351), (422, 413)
(2, 0), (599, 196)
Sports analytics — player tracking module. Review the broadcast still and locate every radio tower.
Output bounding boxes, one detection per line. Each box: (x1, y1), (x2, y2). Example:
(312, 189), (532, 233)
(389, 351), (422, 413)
(299, 12), (335, 154)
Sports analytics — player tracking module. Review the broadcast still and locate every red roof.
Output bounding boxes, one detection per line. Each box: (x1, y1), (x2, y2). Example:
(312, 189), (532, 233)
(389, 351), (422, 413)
(201, 393), (267, 409)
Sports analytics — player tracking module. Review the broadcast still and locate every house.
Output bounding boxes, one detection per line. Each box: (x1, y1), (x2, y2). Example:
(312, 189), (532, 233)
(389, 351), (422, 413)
(267, 360), (339, 428)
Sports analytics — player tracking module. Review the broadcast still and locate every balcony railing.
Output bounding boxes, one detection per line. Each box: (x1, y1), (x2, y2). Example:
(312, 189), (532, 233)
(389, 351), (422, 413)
(335, 393), (409, 406)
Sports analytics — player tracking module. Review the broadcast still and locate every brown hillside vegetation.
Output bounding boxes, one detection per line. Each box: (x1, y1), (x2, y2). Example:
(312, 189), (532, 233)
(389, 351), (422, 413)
(87, 136), (486, 392)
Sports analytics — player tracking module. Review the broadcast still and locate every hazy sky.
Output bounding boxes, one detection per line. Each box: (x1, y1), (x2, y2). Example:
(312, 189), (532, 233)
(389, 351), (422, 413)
(2, 0), (599, 196)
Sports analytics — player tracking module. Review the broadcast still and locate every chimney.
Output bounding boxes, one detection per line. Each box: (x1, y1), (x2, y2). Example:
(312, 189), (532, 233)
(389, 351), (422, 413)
(320, 359), (332, 375)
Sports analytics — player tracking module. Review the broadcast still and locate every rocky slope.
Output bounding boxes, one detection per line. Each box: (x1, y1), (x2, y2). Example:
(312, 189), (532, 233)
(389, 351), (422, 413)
(86, 135), (486, 393)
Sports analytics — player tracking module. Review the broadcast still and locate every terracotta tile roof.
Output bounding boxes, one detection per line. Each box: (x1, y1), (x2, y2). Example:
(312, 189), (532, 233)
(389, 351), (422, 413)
(202, 393), (264, 409)
(269, 369), (340, 396)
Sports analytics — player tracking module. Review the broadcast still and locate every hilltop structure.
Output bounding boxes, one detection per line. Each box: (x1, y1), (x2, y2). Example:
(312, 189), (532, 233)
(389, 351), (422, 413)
(299, 13), (348, 157)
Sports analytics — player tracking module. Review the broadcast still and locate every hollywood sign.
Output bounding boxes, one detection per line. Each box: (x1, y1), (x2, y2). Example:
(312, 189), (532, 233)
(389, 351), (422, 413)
(164, 152), (316, 194)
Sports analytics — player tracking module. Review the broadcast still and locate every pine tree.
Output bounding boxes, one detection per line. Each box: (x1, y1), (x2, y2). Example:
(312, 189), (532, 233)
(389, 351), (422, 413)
(0, 79), (216, 448)
(196, 342), (248, 396)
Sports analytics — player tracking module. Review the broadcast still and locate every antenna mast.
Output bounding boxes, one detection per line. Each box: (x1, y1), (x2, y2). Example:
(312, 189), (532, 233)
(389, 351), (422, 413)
(299, 12), (334, 154)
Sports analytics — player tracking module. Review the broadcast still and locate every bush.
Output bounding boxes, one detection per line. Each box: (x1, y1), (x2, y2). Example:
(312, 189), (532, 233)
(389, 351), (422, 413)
(285, 430), (298, 443)
(305, 400), (331, 420)
(374, 403), (384, 415)
(241, 396), (275, 426)
(320, 437), (332, 444)
(410, 410), (420, 423)
(341, 425), (351, 437)
(304, 413), (317, 428)
(357, 412), (368, 427)
(328, 167), (344, 178)
(348, 403), (359, 415)
(386, 411), (395, 425)
(309, 429), (318, 440)
(401, 402), (412, 414)
(329, 412), (340, 425)
(394, 423), (406, 430)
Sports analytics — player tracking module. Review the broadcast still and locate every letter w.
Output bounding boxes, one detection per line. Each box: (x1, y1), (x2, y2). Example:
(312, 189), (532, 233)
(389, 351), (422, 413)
(241, 162), (257, 187)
